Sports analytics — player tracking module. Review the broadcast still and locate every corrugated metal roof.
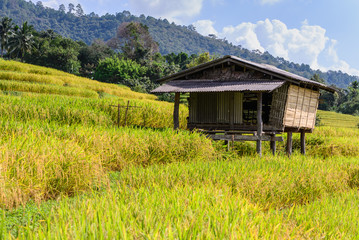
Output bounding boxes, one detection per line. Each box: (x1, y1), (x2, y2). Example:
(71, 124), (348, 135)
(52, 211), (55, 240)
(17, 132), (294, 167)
(157, 55), (336, 92)
(151, 79), (285, 93)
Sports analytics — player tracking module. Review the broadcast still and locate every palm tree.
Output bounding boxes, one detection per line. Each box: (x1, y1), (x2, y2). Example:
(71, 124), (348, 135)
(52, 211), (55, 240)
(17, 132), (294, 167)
(0, 17), (14, 57)
(8, 22), (35, 61)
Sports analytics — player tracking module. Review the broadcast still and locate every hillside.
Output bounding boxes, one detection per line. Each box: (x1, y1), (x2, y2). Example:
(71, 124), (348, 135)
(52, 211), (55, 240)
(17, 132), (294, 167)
(1, 60), (359, 238)
(0, 58), (188, 128)
(0, 0), (358, 88)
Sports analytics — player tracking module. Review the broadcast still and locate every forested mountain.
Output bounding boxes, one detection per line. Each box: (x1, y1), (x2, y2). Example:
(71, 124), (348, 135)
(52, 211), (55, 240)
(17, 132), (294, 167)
(0, 0), (358, 88)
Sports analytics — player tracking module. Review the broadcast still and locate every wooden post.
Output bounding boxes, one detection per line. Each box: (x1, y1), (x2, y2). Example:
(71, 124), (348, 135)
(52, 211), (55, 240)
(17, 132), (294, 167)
(124, 100), (130, 126)
(117, 104), (121, 128)
(300, 130), (306, 155)
(286, 132), (293, 156)
(231, 135), (235, 150)
(270, 134), (276, 156)
(143, 111), (146, 127)
(256, 92), (263, 156)
(173, 92), (180, 130)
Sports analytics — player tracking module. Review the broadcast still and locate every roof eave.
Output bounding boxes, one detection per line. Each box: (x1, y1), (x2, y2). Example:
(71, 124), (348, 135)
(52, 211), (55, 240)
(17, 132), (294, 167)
(157, 55), (337, 93)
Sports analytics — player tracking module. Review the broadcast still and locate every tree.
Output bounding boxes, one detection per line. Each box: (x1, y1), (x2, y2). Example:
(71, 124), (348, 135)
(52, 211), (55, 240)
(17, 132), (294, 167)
(24, 30), (82, 74)
(94, 57), (146, 82)
(351, 80), (359, 89)
(58, 4), (66, 13)
(107, 22), (159, 62)
(186, 52), (216, 68)
(36, 1), (43, 8)
(68, 3), (75, 14)
(78, 39), (114, 77)
(311, 73), (326, 84)
(165, 52), (193, 70)
(8, 22), (35, 61)
(0, 17), (14, 57)
(76, 4), (84, 17)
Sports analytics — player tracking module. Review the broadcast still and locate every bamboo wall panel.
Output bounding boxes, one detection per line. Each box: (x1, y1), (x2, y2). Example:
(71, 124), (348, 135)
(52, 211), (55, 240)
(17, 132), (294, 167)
(269, 84), (288, 129)
(283, 85), (319, 129)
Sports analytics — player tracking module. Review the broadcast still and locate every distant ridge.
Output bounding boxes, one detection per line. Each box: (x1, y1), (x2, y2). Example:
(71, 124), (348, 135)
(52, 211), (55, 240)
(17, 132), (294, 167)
(0, 0), (358, 88)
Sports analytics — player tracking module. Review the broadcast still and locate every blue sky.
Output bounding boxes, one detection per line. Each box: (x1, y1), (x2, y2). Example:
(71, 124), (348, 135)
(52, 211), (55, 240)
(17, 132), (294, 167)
(40, 0), (359, 76)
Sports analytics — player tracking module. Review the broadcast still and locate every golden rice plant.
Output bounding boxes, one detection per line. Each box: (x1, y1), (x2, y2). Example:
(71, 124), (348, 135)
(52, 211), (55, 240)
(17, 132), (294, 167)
(0, 59), (156, 100)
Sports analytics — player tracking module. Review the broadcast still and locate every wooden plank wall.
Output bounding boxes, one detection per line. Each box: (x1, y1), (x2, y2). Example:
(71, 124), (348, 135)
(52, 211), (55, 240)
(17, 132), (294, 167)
(283, 85), (320, 129)
(189, 93), (197, 123)
(188, 92), (243, 125)
(233, 92), (243, 124)
(217, 92), (230, 123)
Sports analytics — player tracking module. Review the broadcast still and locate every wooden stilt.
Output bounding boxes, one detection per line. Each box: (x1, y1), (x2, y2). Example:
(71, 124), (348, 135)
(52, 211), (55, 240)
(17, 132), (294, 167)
(231, 135), (234, 151)
(173, 92), (180, 130)
(256, 92), (263, 156)
(117, 104), (121, 128)
(286, 132), (293, 156)
(124, 100), (130, 126)
(270, 134), (276, 156)
(300, 130), (306, 155)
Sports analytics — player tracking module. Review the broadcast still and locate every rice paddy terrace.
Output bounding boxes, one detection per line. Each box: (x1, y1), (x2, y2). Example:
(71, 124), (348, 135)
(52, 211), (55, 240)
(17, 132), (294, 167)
(1, 59), (359, 239)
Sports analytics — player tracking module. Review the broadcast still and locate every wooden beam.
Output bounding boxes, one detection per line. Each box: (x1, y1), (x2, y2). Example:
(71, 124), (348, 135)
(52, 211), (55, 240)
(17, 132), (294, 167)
(286, 132), (293, 156)
(187, 123), (284, 132)
(256, 92), (263, 156)
(210, 134), (283, 142)
(173, 92), (180, 130)
(300, 130), (306, 155)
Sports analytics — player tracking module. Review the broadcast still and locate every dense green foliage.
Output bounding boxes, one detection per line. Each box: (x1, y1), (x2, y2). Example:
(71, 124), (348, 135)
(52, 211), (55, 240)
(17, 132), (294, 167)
(0, 0), (357, 88)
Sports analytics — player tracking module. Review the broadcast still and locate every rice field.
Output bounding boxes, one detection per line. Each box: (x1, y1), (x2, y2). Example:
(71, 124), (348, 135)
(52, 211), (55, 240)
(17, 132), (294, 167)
(1, 60), (359, 239)
(0, 59), (156, 100)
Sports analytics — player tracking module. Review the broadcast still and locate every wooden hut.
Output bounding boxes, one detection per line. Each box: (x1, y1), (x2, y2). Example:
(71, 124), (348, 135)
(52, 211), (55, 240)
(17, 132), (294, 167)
(151, 55), (335, 156)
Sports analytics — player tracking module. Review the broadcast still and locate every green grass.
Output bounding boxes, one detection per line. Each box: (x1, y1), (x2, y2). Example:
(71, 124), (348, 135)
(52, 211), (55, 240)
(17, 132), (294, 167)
(1, 59), (359, 238)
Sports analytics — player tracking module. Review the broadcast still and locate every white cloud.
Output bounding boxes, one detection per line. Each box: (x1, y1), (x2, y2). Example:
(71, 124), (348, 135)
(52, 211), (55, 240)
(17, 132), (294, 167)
(193, 20), (218, 36)
(129, 0), (204, 23)
(194, 18), (359, 76)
